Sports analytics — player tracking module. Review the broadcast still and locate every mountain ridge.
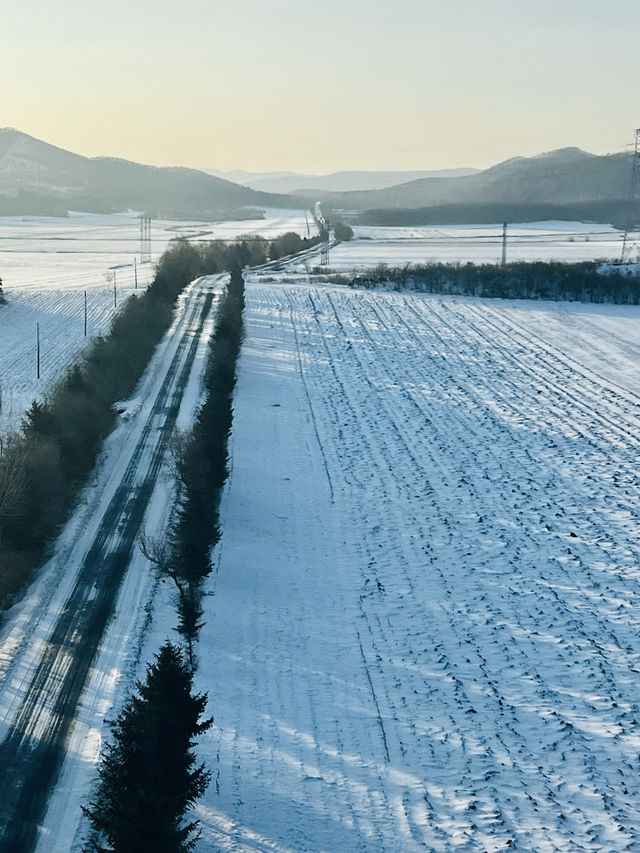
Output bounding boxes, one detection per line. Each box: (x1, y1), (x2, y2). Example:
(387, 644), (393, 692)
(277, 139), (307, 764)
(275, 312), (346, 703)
(318, 147), (634, 214)
(0, 128), (294, 218)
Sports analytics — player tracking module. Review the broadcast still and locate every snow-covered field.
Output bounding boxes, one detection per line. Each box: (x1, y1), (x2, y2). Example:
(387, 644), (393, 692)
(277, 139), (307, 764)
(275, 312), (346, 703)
(0, 209), (315, 434)
(306, 221), (640, 270)
(189, 280), (640, 852)
(0, 285), (141, 434)
(3, 216), (640, 850)
(0, 209), (315, 292)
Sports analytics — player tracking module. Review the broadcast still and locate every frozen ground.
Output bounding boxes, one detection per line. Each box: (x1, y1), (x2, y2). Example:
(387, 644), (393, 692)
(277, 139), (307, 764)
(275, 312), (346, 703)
(190, 280), (640, 852)
(305, 221), (640, 270)
(0, 209), (315, 434)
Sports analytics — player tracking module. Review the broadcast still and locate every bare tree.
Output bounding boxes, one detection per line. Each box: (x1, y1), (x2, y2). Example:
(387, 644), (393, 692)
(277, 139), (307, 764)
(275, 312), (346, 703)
(139, 531), (196, 669)
(0, 439), (26, 547)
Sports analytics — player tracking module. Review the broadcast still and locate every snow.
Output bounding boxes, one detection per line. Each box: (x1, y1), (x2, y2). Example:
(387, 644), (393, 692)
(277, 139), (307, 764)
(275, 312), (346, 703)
(189, 280), (640, 852)
(0, 285), (140, 435)
(0, 275), (226, 852)
(0, 209), (315, 292)
(0, 209), (316, 434)
(300, 222), (640, 270)
(2, 218), (640, 850)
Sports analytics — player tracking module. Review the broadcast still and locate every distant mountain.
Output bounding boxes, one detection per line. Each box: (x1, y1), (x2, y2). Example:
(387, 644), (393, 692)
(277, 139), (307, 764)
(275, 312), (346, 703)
(0, 129), (294, 218)
(320, 148), (637, 219)
(205, 168), (479, 194)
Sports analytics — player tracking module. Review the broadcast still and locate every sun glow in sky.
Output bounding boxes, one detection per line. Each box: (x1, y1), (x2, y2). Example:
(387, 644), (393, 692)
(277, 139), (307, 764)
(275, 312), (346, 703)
(4, 0), (640, 172)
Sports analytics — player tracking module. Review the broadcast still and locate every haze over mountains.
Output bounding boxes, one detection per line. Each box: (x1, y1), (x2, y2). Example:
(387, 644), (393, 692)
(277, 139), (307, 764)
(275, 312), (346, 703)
(205, 168), (479, 194)
(318, 148), (639, 227)
(0, 129), (637, 226)
(318, 148), (632, 208)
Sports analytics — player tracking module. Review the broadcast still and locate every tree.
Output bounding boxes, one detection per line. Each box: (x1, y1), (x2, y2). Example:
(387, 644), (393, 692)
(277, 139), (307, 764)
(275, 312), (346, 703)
(331, 219), (354, 242)
(83, 642), (212, 853)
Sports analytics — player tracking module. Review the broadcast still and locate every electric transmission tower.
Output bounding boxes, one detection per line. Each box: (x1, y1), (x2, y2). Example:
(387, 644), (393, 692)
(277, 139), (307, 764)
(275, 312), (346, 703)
(619, 128), (640, 263)
(140, 215), (152, 263)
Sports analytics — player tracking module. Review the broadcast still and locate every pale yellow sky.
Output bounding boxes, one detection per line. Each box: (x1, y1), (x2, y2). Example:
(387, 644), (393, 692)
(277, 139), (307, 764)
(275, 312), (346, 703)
(3, 0), (639, 172)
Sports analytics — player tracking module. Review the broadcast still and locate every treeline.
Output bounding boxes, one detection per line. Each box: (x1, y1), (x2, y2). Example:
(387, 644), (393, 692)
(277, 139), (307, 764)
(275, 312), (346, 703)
(145, 265), (245, 664)
(350, 261), (640, 304)
(356, 200), (640, 230)
(84, 268), (246, 851)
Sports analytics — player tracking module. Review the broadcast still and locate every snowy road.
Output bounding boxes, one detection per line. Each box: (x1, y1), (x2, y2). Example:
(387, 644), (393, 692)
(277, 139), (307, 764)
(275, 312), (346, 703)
(195, 282), (640, 852)
(0, 275), (224, 853)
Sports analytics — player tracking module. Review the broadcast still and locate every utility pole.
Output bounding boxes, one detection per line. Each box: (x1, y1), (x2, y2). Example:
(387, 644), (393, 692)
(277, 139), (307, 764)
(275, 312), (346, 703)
(320, 241), (330, 266)
(620, 128), (640, 263)
(36, 323), (40, 380)
(140, 215), (152, 263)
(501, 222), (508, 266)
(84, 290), (87, 337)
(113, 269), (117, 308)
(134, 256), (138, 290)
(305, 211), (311, 239)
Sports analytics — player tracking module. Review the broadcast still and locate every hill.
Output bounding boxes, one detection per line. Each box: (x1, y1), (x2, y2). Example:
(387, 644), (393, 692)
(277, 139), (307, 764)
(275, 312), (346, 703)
(0, 129), (293, 218)
(206, 167), (479, 194)
(319, 148), (638, 225)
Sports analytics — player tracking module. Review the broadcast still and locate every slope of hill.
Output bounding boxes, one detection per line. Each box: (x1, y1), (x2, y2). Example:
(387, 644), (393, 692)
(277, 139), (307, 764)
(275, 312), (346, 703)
(206, 167), (479, 194)
(320, 148), (637, 220)
(0, 129), (293, 218)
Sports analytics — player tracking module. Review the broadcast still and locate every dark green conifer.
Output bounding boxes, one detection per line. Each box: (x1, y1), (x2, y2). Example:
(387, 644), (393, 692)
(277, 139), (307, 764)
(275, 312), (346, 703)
(83, 642), (212, 853)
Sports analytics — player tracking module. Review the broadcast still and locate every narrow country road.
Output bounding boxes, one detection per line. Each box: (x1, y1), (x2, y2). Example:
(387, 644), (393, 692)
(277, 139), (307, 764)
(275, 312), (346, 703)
(0, 275), (223, 853)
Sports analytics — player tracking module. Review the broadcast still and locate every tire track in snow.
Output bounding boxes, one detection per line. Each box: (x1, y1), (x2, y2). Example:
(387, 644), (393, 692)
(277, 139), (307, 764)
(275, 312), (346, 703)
(0, 280), (219, 853)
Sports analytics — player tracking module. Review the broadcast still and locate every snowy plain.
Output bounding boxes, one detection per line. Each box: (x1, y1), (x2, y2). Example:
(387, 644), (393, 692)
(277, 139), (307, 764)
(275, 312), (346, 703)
(1, 216), (640, 851)
(0, 209), (314, 434)
(189, 279), (640, 852)
(302, 221), (640, 270)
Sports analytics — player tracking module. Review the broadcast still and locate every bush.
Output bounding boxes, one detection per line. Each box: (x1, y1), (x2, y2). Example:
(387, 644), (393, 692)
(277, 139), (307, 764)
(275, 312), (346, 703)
(350, 261), (640, 304)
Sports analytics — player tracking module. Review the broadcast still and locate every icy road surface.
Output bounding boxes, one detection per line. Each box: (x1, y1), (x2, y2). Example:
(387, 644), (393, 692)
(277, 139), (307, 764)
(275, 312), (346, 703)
(195, 282), (640, 852)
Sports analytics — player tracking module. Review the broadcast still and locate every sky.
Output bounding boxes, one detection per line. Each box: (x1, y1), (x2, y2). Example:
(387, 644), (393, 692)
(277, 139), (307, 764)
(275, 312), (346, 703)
(3, 0), (640, 174)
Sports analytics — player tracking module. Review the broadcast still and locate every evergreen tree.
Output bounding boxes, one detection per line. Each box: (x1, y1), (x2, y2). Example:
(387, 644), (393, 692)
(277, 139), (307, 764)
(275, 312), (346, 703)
(83, 642), (212, 853)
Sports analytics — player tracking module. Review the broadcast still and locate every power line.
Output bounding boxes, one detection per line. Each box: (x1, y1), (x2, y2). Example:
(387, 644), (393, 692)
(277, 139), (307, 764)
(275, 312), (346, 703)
(620, 128), (640, 263)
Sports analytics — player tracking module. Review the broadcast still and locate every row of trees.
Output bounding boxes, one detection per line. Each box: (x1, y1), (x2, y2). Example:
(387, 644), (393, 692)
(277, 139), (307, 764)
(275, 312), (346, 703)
(197, 231), (322, 272)
(356, 201), (640, 230)
(83, 261), (247, 850)
(350, 261), (640, 304)
(143, 265), (245, 665)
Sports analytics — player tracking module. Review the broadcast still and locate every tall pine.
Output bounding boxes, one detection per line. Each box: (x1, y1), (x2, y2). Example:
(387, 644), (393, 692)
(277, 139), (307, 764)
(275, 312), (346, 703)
(83, 642), (212, 853)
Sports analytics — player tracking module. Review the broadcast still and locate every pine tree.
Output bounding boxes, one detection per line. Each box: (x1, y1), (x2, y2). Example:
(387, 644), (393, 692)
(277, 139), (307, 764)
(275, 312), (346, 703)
(83, 642), (212, 853)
